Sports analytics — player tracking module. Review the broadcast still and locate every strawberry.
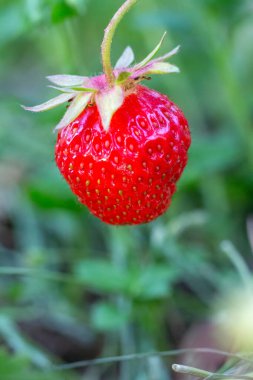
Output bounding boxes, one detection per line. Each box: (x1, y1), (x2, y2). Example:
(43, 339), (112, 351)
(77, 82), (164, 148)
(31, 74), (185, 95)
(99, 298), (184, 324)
(23, 0), (191, 225)
(55, 85), (190, 224)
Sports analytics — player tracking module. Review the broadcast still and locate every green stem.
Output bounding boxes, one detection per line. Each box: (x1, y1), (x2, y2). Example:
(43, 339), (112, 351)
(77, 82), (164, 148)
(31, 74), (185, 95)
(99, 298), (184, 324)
(172, 364), (212, 378)
(53, 348), (253, 371)
(101, 0), (138, 86)
(172, 364), (253, 380)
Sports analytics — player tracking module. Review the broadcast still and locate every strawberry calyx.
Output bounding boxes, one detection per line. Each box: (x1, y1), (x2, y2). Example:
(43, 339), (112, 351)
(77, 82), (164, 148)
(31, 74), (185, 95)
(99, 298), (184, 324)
(22, 0), (180, 132)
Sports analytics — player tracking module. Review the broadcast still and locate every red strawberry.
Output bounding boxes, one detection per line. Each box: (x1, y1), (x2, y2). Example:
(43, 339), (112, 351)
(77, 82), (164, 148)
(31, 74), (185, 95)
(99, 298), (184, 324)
(23, 0), (191, 225)
(55, 85), (190, 224)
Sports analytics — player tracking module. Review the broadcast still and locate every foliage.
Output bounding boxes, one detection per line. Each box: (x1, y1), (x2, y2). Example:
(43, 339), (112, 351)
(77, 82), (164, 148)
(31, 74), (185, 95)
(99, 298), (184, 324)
(0, 0), (253, 379)
(0, 349), (75, 380)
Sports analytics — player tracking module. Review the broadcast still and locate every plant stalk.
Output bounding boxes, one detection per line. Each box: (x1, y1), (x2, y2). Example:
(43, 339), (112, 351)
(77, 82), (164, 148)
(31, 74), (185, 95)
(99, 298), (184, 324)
(101, 0), (138, 86)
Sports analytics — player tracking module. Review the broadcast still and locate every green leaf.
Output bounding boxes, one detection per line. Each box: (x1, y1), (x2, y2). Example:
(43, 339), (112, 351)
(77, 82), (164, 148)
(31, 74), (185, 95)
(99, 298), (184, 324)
(74, 259), (130, 293)
(181, 132), (243, 185)
(129, 265), (179, 300)
(51, 1), (77, 24)
(0, 316), (50, 369)
(0, 349), (73, 380)
(91, 302), (129, 331)
(0, 3), (28, 48)
(26, 166), (81, 211)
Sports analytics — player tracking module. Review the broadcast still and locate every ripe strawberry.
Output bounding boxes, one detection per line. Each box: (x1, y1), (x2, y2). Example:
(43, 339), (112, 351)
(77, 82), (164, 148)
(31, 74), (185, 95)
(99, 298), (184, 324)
(23, 0), (191, 225)
(55, 85), (190, 224)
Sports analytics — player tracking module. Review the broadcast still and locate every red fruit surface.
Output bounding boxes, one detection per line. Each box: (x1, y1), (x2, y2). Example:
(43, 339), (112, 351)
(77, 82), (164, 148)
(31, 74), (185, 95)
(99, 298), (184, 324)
(55, 85), (191, 225)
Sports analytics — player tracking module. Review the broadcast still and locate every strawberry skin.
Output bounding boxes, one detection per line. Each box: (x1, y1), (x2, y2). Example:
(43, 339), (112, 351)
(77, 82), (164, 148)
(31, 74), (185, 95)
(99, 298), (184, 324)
(55, 85), (191, 225)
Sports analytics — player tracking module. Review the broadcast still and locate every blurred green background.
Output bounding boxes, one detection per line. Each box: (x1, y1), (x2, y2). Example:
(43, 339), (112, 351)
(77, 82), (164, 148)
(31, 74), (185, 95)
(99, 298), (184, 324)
(0, 0), (253, 379)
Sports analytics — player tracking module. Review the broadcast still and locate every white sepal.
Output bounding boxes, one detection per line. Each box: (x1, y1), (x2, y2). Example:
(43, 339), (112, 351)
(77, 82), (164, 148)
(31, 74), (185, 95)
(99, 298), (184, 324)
(134, 32), (167, 69)
(21, 92), (75, 112)
(46, 75), (88, 87)
(95, 85), (124, 132)
(55, 92), (92, 131)
(144, 62), (180, 75)
(154, 45), (180, 63)
(115, 46), (135, 69)
(129, 43), (180, 79)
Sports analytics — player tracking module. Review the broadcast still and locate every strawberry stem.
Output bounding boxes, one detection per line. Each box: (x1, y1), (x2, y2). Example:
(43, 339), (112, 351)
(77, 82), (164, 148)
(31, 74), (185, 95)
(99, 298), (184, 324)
(101, 0), (138, 87)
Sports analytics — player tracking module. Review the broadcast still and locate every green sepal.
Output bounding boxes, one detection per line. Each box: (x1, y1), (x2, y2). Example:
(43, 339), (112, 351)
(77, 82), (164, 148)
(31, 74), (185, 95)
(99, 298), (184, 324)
(116, 71), (131, 83)
(135, 32), (167, 69)
(48, 85), (96, 93)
